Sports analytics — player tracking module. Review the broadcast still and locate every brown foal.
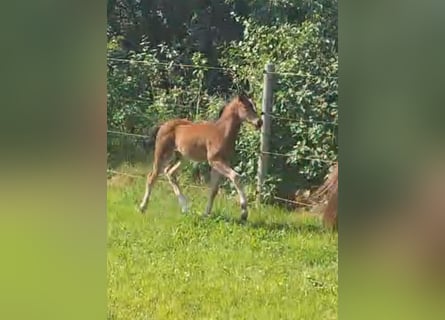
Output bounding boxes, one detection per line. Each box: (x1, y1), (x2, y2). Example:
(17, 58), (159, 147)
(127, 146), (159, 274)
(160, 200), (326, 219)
(139, 94), (263, 220)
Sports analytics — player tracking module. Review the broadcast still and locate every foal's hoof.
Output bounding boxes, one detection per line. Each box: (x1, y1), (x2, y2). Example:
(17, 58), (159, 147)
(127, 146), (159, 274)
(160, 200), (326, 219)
(180, 205), (189, 214)
(138, 205), (146, 214)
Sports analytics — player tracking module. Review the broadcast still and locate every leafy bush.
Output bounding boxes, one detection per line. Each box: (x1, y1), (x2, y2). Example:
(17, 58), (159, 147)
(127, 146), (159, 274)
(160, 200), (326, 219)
(107, 1), (338, 201)
(219, 12), (338, 196)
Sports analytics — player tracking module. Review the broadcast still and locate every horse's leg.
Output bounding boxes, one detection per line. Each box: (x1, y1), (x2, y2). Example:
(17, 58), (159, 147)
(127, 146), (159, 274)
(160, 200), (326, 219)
(203, 168), (222, 216)
(139, 162), (162, 213)
(164, 161), (188, 213)
(139, 149), (171, 213)
(209, 160), (248, 221)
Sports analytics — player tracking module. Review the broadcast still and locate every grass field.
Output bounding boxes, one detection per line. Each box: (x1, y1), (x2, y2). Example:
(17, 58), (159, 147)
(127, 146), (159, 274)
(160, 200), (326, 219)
(107, 174), (338, 319)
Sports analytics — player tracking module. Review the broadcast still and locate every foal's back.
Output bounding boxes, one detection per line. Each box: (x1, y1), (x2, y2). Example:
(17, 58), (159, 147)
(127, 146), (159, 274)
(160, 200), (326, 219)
(157, 119), (223, 162)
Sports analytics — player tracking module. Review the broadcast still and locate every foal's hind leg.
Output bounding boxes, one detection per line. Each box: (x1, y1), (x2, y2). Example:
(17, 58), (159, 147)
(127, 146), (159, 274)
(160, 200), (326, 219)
(139, 152), (171, 213)
(209, 160), (248, 221)
(139, 164), (162, 213)
(164, 161), (188, 213)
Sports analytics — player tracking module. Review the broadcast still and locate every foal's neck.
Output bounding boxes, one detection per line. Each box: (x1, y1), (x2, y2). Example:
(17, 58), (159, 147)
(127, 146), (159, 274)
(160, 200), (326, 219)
(216, 109), (241, 142)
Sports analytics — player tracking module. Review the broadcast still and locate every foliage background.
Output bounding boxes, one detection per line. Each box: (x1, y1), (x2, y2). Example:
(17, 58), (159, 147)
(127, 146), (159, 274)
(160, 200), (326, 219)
(107, 0), (338, 202)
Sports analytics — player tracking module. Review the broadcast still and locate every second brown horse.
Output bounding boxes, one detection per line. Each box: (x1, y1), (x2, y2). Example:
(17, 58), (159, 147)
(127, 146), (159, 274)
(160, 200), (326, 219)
(139, 94), (263, 221)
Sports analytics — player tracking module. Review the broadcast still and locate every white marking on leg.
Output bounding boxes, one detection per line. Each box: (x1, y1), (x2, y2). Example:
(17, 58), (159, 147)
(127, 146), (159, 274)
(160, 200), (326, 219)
(178, 194), (188, 213)
(140, 186), (150, 210)
(239, 189), (247, 208)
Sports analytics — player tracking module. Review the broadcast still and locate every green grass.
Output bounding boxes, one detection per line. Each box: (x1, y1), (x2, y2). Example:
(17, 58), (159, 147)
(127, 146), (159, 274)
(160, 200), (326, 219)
(108, 177), (337, 320)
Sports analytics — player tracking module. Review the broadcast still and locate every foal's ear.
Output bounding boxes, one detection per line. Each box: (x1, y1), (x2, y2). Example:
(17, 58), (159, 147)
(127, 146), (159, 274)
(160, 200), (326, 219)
(236, 79), (250, 98)
(237, 91), (246, 100)
(237, 93), (250, 105)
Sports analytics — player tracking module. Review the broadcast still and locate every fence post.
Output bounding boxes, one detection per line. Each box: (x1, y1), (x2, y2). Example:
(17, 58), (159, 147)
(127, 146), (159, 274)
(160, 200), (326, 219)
(257, 63), (275, 202)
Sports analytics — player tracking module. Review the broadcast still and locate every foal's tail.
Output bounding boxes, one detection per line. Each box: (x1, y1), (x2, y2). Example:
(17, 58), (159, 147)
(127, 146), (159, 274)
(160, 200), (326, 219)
(149, 125), (161, 143)
(143, 119), (190, 174)
(142, 125), (161, 151)
(142, 119), (191, 152)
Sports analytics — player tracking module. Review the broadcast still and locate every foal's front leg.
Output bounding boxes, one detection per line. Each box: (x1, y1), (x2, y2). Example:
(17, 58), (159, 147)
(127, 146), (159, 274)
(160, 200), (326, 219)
(204, 168), (222, 216)
(209, 160), (248, 221)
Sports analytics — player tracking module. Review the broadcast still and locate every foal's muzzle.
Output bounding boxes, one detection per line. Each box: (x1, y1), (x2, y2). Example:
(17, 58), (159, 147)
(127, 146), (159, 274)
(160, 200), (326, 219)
(254, 118), (263, 130)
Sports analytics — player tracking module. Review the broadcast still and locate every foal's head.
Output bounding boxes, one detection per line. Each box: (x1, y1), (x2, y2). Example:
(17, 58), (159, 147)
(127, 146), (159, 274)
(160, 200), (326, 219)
(232, 94), (263, 130)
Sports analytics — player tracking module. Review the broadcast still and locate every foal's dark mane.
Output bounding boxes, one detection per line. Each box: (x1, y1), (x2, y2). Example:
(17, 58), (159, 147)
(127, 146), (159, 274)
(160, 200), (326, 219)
(217, 96), (236, 119)
(217, 104), (227, 119)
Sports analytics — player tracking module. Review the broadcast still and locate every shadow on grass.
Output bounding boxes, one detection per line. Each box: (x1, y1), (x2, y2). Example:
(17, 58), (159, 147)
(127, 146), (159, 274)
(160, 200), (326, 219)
(202, 212), (326, 234)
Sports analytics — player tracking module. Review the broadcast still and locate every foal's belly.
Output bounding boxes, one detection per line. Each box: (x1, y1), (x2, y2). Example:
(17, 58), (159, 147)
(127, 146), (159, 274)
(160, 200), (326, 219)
(175, 138), (208, 162)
